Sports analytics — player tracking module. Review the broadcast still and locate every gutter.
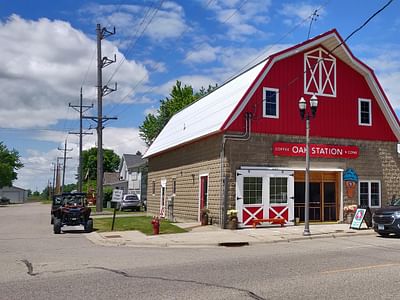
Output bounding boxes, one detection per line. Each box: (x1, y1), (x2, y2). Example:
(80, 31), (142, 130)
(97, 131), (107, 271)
(219, 112), (253, 228)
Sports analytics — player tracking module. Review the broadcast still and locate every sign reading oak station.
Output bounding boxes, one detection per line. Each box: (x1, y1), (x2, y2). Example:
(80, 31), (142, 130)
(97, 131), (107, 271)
(273, 142), (359, 159)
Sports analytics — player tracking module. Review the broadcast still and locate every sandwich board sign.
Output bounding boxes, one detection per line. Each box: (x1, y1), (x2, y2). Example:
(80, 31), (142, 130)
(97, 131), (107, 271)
(111, 189), (123, 202)
(350, 208), (366, 229)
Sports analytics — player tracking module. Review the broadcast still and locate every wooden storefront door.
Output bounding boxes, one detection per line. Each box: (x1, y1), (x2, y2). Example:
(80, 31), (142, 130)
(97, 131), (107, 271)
(294, 171), (339, 222)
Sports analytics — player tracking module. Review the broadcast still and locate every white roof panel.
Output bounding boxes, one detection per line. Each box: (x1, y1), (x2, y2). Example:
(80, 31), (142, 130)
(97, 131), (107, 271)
(144, 60), (268, 158)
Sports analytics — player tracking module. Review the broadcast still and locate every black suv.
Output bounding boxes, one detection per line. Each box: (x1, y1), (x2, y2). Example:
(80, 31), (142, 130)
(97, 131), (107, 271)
(51, 192), (93, 234)
(372, 198), (400, 237)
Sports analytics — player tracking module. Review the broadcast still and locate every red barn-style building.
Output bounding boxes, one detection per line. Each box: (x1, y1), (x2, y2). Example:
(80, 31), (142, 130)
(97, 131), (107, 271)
(144, 29), (400, 228)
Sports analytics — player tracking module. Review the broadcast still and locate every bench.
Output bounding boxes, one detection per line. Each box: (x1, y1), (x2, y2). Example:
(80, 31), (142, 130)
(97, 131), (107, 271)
(252, 218), (286, 228)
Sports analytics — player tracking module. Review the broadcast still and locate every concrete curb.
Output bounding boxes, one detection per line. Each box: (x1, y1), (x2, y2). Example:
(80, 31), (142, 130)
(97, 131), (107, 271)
(86, 228), (377, 249)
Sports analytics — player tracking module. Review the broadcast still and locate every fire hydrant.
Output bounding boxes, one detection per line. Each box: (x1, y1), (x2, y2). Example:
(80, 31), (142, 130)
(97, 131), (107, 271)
(151, 216), (160, 235)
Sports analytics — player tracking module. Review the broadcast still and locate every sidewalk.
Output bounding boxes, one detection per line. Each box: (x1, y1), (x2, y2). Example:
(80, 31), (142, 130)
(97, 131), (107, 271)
(86, 222), (376, 248)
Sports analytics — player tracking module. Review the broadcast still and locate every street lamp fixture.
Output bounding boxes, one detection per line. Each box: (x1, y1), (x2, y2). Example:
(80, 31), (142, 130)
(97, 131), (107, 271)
(298, 94), (318, 236)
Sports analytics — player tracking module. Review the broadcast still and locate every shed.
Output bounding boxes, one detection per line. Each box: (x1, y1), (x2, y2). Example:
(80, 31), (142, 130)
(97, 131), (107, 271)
(0, 186), (28, 204)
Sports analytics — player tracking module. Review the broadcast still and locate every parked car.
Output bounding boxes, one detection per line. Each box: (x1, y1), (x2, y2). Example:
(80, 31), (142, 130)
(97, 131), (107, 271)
(0, 196), (10, 205)
(51, 192), (93, 234)
(372, 198), (400, 237)
(117, 194), (142, 211)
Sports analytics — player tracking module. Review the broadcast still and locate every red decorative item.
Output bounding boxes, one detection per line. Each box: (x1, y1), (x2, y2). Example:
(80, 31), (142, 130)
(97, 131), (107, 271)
(151, 216), (160, 235)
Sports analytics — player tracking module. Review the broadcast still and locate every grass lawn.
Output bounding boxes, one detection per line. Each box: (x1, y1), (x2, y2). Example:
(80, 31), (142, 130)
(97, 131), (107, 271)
(93, 216), (187, 235)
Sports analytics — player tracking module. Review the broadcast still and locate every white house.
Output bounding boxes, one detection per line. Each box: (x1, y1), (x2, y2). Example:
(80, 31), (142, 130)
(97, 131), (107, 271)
(119, 154), (147, 200)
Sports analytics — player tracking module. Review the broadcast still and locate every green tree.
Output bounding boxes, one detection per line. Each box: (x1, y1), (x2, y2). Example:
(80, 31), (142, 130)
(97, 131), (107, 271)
(139, 81), (217, 146)
(82, 147), (120, 180)
(0, 142), (23, 188)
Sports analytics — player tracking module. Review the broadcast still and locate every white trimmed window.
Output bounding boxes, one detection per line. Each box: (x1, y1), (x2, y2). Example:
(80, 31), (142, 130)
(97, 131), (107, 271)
(269, 177), (288, 204)
(263, 87), (279, 118)
(359, 181), (381, 208)
(243, 177), (263, 204)
(358, 98), (372, 126)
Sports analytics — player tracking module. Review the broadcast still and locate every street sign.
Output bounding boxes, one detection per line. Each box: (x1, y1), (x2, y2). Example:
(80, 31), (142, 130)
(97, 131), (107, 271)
(111, 189), (123, 202)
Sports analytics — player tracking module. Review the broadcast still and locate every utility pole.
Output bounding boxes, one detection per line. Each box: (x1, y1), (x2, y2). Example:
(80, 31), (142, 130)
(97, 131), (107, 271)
(69, 87), (93, 192)
(55, 158), (62, 194)
(48, 180), (51, 201)
(58, 139), (73, 193)
(51, 162), (56, 197)
(84, 24), (117, 212)
(307, 9), (319, 39)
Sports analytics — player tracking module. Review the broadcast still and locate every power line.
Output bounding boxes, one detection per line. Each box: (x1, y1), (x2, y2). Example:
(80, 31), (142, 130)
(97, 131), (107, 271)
(104, 0), (164, 87)
(233, 1), (331, 79)
(105, 0), (250, 117)
(330, 0), (394, 54)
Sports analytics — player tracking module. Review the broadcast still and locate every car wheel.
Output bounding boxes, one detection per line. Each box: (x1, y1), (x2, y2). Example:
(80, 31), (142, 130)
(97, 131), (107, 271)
(53, 218), (62, 234)
(85, 219), (93, 233)
(51, 215), (54, 225)
(378, 232), (390, 237)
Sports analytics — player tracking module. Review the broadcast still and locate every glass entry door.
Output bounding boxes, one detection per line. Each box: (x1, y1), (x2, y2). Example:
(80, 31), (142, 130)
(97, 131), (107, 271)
(294, 183), (321, 222)
(294, 172), (338, 222)
(323, 182), (336, 221)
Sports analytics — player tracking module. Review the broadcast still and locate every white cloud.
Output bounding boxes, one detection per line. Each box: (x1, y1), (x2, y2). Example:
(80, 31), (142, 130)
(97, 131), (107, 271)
(184, 43), (221, 64)
(83, 127), (147, 156)
(14, 126), (147, 191)
(0, 15), (149, 128)
(143, 59), (167, 73)
(204, 0), (272, 40)
(144, 107), (158, 116)
(15, 147), (78, 192)
(361, 47), (400, 110)
(81, 2), (189, 42)
(279, 2), (326, 28)
(157, 75), (219, 97)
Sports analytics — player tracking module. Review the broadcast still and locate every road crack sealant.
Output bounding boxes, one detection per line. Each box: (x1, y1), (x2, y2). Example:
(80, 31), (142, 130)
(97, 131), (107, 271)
(91, 266), (267, 300)
(21, 259), (37, 276)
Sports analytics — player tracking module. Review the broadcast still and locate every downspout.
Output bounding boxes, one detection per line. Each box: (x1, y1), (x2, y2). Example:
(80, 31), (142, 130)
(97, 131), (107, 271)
(219, 112), (252, 228)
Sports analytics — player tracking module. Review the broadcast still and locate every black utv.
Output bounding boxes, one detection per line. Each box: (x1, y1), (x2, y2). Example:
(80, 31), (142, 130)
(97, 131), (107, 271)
(51, 192), (93, 234)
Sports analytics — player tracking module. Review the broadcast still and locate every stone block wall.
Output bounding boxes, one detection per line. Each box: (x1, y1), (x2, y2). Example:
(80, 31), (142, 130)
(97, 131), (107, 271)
(147, 131), (400, 224)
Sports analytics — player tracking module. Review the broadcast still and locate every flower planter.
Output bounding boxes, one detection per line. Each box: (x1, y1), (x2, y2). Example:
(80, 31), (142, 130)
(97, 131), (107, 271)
(227, 218), (238, 230)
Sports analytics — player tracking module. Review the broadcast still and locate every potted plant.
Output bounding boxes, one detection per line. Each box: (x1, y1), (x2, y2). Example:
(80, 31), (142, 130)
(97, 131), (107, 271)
(200, 207), (209, 226)
(227, 209), (238, 230)
(344, 204), (357, 223)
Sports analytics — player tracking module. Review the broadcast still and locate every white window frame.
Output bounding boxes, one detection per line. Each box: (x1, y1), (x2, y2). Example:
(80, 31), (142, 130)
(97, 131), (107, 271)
(263, 87), (279, 118)
(358, 98), (372, 126)
(269, 176), (288, 205)
(358, 180), (381, 208)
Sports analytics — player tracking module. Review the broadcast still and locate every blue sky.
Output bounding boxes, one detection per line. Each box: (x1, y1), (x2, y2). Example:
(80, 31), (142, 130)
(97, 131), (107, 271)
(0, 0), (399, 191)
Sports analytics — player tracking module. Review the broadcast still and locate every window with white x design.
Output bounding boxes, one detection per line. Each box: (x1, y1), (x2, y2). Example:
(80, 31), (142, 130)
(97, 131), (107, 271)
(304, 47), (336, 97)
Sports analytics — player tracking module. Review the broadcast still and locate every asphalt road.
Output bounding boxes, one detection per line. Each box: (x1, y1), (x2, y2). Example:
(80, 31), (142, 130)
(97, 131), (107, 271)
(1, 203), (400, 300)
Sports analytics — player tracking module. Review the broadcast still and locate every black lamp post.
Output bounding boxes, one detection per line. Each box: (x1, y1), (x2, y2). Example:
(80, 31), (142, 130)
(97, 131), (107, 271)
(298, 94), (318, 236)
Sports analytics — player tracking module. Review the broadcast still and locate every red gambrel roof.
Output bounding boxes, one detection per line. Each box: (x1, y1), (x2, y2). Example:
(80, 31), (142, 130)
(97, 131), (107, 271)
(144, 29), (400, 158)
